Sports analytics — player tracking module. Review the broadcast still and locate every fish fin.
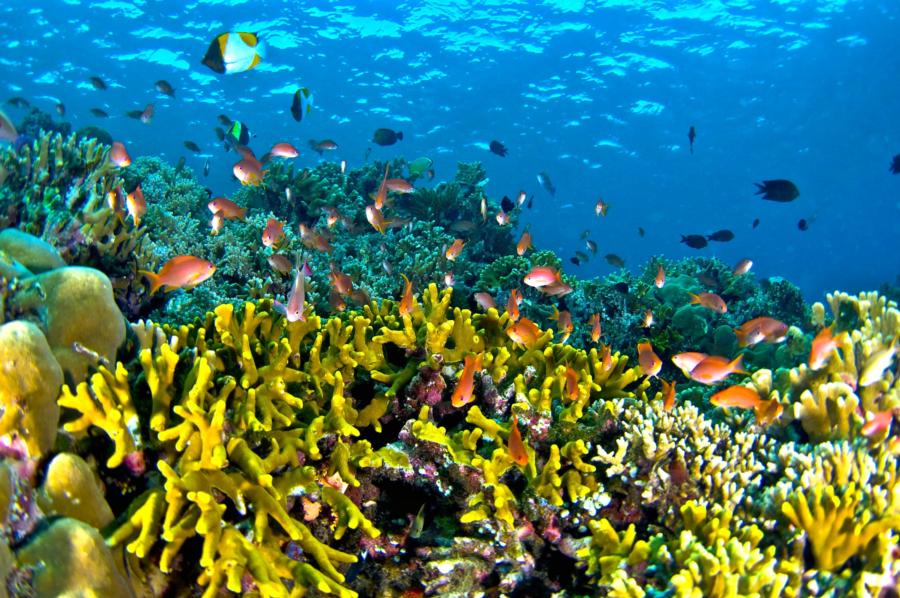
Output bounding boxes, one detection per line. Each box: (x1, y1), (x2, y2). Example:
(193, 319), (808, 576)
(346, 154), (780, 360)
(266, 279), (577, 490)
(729, 353), (747, 375)
(734, 327), (748, 347)
(688, 293), (699, 305)
(138, 270), (163, 295)
(753, 182), (766, 195)
(397, 131), (403, 140)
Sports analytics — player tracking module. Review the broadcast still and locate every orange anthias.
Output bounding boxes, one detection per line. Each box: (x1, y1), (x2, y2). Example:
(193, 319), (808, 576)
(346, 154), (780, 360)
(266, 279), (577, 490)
(710, 385), (783, 425)
(550, 307), (574, 344)
(126, 185), (146, 228)
(637, 341), (662, 378)
(861, 409), (894, 439)
(523, 266), (561, 288)
(589, 313), (601, 343)
(208, 197), (246, 220)
(689, 292), (727, 314)
(508, 417), (529, 466)
(506, 289), (521, 322)
(110, 141), (131, 167)
(450, 354), (483, 408)
(671, 352), (707, 377)
(506, 317), (541, 349)
(734, 317), (788, 347)
(373, 164), (389, 209)
(809, 324), (839, 369)
(688, 354), (746, 385)
(660, 379), (676, 411)
(140, 255), (216, 294)
(262, 218), (285, 248)
(564, 367), (579, 401)
(655, 265), (666, 288)
(399, 274), (415, 316)
(516, 231), (533, 256)
(445, 239), (465, 261)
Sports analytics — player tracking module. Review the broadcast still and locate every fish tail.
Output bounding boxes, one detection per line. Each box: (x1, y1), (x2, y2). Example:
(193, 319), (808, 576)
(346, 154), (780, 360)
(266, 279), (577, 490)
(734, 328), (748, 347)
(139, 270), (163, 295)
(688, 293), (699, 305)
(729, 353), (747, 375)
(397, 131), (403, 140)
(753, 182), (765, 195)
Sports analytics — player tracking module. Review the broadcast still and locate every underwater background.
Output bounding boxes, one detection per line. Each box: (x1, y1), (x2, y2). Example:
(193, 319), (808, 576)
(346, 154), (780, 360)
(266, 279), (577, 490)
(0, 1), (899, 597)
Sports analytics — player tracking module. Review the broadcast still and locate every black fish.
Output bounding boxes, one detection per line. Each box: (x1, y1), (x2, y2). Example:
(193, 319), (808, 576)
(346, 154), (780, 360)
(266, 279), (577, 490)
(155, 80), (175, 97)
(291, 87), (312, 122)
(175, 156), (186, 174)
(217, 114), (232, 125)
(489, 140), (508, 157)
(688, 125), (696, 154)
(752, 218), (760, 229)
(570, 256), (581, 266)
(203, 158), (210, 177)
(214, 127), (225, 141)
(707, 229), (735, 242)
(681, 234), (708, 249)
(797, 218), (809, 231)
(526, 194), (533, 209)
(754, 179), (799, 202)
(500, 195), (514, 213)
(89, 76), (107, 90)
(605, 253), (625, 267)
(125, 109), (143, 120)
(5, 97), (30, 108)
(372, 128), (402, 146)
(613, 282), (629, 293)
(184, 140), (201, 153)
(638, 227), (645, 237)
(90, 108), (109, 118)
(890, 154), (900, 175)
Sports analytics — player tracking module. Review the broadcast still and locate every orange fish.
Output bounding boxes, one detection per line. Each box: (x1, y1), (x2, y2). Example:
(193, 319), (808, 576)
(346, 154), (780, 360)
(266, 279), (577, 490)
(445, 239), (465, 261)
(564, 366), (579, 401)
(126, 185), (146, 227)
(809, 325), (839, 370)
(275, 257), (307, 322)
(233, 158), (266, 186)
(507, 289), (521, 322)
(139, 103), (154, 124)
(642, 309), (654, 328)
(451, 354), (483, 408)
(508, 417), (529, 466)
(595, 198), (609, 217)
(861, 409), (894, 438)
(399, 274), (415, 316)
(688, 354), (746, 385)
(516, 231), (533, 256)
(374, 165), (389, 209)
(496, 210), (509, 226)
(329, 288), (347, 312)
(329, 265), (354, 295)
(734, 317), (788, 347)
(107, 185), (126, 218)
(323, 206), (341, 229)
(110, 141), (131, 167)
(655, 265), (665, 288)
(365, 204), (394, 234)
(689, 292), (727, 314)
(208, 197), (246, 220)
(385, 178), (414, 193)
(550, 307), (573, 344)
(506, 317), (541, 349)
(589, 313), (601, 343)
(474, 292), (495, 311)
(660, 379), (676, 411)
(269, 142), (299, 158)
(541, 280), (573, 297)
(710, 385), (762, 409)
(140, 255), (216, 294)
(637, 341), (662, 378)
(262, 218), (285, 247)
(671, 352), (708, 377)
(523, 266), (561, 288)
(267, 253), (293, 274)
(209, 210), (224, 235)
(732, 258), (753, 276)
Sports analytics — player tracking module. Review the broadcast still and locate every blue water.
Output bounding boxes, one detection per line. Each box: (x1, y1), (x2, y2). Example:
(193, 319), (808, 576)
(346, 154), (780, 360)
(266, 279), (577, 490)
(3, 0), (899, 300)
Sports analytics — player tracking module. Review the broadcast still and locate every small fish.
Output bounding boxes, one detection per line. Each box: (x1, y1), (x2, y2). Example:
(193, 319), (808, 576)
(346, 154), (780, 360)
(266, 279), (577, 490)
(638, 227), (645, 237)
(508, 417), (529, 466)
(365, 204), (395, 234)
(637, 341), (662, 378)
(496, 210), (510, 226)
(523, 266), (561, 288)
(451, 354), (483, 407)
(474, 292), (496, 311)
(797, 218), (809, 231)
(110, 141), (131, 167)
(569, 256), (581, 266)
(506, 289), (521, 322)
(291, 87), (314, 122)
(226, 121), (250, 147)
(385, 178), (414, 193)
(489, 140), (507, 157)
(890, 155), (900, 175)
(90, 108), (109, 118)
(214, 127), (226, 142)
(595, 198), (609, 217)
(382, 259), (393, 275)
(710, 385), (762, 410)
(752, 218), (760, 229)
(655, 265), (665, 288)
(329, 264), (354, 296)
(585, 240), (597, 254)
(687, 354), (746, 385)
(372, 128), (403, 146)
(443, 271), (454, 288)
(564, 367), (579, 400)
(408, 156), (433, 178)
(140, 255), (216, 294)
(209, 210), (224, 235)
(5, 97), (30, 108)
(506, 317), (541, 349)
(672, 352), (707, 377)
(809, 325), (839, 370)
(207, 197), (246, 220)
(642, 309), (654, 328)
(217, 114), (232, 125)
(89, 76), (107, 90)
(148, 81), (175, 101)
(107, 185), (126, 215)
(269, 142), (299, 158)
(688, 125), (696, 154)
(754, 179), (799, 202)
(859, 341), (897, 387)
(233, 158), (265, 186)
(661, 379), (676, 411)
(340, 160), (347, 175)
(680, 234), (708, 249)
(550, 307), (574, 344)
(55, 102), (66, 116)
(537, 171), (556, 196)
(516, 231), (532, 256)
(203, 158), (210, 177)
(732, 258), (753, 276)
(309, 139), (338, 154)
(274, 257), (307, 322)
(409, 504), (426, 540)
(861, 410), (894, 438)
(734, 317), (788, 347)
(706, 229), (734, 242)
(202, 31), (266, 74)
(604, 253), (625, 267)
(689, 292), (727, 314)
(517, 191), (527, 206)
(183, 140), (201, 153)
(445, 239), (465, 261)
(126, 185), (146, 227)
(589, 313), (601, 343)
(262, 218), (285, 247)
(500, 195), (515, 213)
(267, 254), (293, 275)
(480, 196), (487, 222)
(139, 103), (154, 124)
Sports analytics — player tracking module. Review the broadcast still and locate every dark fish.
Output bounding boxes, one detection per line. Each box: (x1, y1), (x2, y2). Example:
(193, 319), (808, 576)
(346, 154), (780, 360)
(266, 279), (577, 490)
(605, 253), (625, 267)
(217, 114), (232, 125)
(638, 227), (645, 237)
(227, 121), (250, 147)
(203, 158), (210, 177)
(570, 256), (581, 266)
(681, 234), (708, 249)
(90, 108), (109, 118)
(613, 282), (629, 293)
(537, 171), (556, 196)
(5, 97), (29, 108)
(55, 102), (65, 116)
(125, 109), (144, 120)
(585, 240), (597, 254)
(291, 87), (313, 122)
(575, 250), (589, 262)
(372, 128), (402, 146)
(890, 154), (900, 175)
(489, 140), (507, 157)
(500, 195), (514, 213)
(797, 218), (809, 231)
(309, 139), (338, 154)
(214, 127), (225, 141)
(175, 156), (186, 174)
(184, 140), (201, 153)
(688, 125), (696, 154)
(752, 218), (760, 229)
(155, 80), (175, 97)
(754, 179), (799, 202)
(526, 194), (533, 209)
(89, 76), (107, 90)
(579, 229), (591, 239)
(707, 229), (735, 242)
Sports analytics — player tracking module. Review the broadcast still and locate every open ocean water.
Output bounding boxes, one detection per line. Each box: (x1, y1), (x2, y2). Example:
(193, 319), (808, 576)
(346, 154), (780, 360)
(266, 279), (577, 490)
(2, 0), (899, 297)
